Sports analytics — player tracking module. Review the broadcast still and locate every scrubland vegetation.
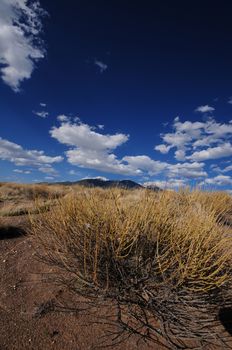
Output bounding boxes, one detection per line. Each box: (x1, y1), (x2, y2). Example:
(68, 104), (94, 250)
(28, 186), (232, 349)
(1, 182), (232, 348)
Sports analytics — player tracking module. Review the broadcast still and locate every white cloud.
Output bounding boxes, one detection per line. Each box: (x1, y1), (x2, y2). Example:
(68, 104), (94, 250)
(13, 169), (31, 174)
(195, 105), (215, 113)
(66, 148), (140, 175)
(154, 144), (172, 154)
(69, 169), (78, 176)
(201, 175), (232, 186)
(81, 176), (108, 181)
(50, 120), (209, 179)
(40, 102), (46, 107)
(33, 110), (49, 118)
(162, 131), (192, 148)
(228, 97), (232, 105)
(0, 0), (46, 92)
(144, 179), (186, 189)
(94, 60), (108, 73)
(50, 122), (129, 150)
(188, 143), (232, 161)
(210, 162), (232, 174)
(38, 166), (59, 175)
(222, 164), (232, 173)
(45, 176), (55, 180)
(0, 137), (63, 170)
(57, 114), (70, 122)
(155, 117), (232, 162)
(167, 162), (207, 178)
(98, 124), (104, 130)
(50, 121), (140, 175)
(174, 149), (186, 161)
(122, 155), (168, 176)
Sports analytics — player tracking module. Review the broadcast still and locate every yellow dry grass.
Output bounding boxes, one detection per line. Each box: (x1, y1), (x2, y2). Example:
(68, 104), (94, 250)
(30, 188), (232, 294)
(0, 182), (68, 217)
(0, 182), (66, 201)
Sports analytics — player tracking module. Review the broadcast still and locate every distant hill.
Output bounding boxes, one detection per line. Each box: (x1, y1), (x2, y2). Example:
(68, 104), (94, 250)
(79, 179), (144, 189)
(52, 178), (142, 189)
(48, 178), (161, 191)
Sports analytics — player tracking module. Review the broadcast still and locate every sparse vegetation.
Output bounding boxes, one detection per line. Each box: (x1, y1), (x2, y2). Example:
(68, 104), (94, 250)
(0, 182), (66, 201)
(0, 182), (68, 217)
(30, 187), (232, 349)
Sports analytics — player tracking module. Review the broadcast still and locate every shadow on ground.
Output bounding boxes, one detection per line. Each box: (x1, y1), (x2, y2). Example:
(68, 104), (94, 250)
(0, 225), (27, 240)
(219, 308), (232, 336)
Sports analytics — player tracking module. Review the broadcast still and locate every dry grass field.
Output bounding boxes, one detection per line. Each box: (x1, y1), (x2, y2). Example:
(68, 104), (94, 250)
(0, 182), (232, 349)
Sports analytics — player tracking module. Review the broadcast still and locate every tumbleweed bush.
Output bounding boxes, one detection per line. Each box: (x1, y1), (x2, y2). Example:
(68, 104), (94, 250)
(30, 188), (232, 348)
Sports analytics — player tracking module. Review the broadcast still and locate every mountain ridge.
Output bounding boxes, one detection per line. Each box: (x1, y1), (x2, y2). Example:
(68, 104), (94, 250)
(46, 178), (160, 191)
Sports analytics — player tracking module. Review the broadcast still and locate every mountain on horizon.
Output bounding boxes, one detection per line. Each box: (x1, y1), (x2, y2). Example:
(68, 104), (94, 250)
(49, 178), (160, 191)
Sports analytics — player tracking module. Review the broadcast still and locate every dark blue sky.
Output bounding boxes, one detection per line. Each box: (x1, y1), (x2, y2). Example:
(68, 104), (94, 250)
(0, 0), (232, 190)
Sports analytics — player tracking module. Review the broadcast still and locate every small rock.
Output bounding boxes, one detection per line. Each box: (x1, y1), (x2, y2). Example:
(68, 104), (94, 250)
(51, 330), (59, 338)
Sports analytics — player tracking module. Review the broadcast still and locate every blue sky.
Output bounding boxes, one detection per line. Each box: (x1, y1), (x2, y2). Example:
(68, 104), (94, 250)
(0, 0), (232, 190)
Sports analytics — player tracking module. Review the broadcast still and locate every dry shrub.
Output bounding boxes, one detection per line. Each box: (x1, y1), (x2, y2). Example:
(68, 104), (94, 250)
(191, 190), (232, 225)
(30, 188), (232, 349)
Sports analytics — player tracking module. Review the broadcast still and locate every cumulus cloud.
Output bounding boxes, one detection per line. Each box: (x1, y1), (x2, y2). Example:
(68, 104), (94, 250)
(201, 175), (232, 186)
(167, 162), (207, 178)
(40, 102), (46, 107)
(0, 137), (63, 171)
(154, 144), (172, 154)
(50, 122), (129, 150)
(155, 117), (232, 162)
(50, 121), (139, 175)
(122, 155), (168, 176)
(66, 149), (140, 175)
(188, 143), (232, 161)
(0, 0), (47, 92)
(174, 149), (186, 161)
(50, 119), (208, 180)
(94, 60), (108, 73)
(195, 105), (215, 113)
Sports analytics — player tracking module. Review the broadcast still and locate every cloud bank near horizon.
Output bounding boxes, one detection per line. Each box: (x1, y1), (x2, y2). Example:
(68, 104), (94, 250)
(0, 109), (231, 188)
